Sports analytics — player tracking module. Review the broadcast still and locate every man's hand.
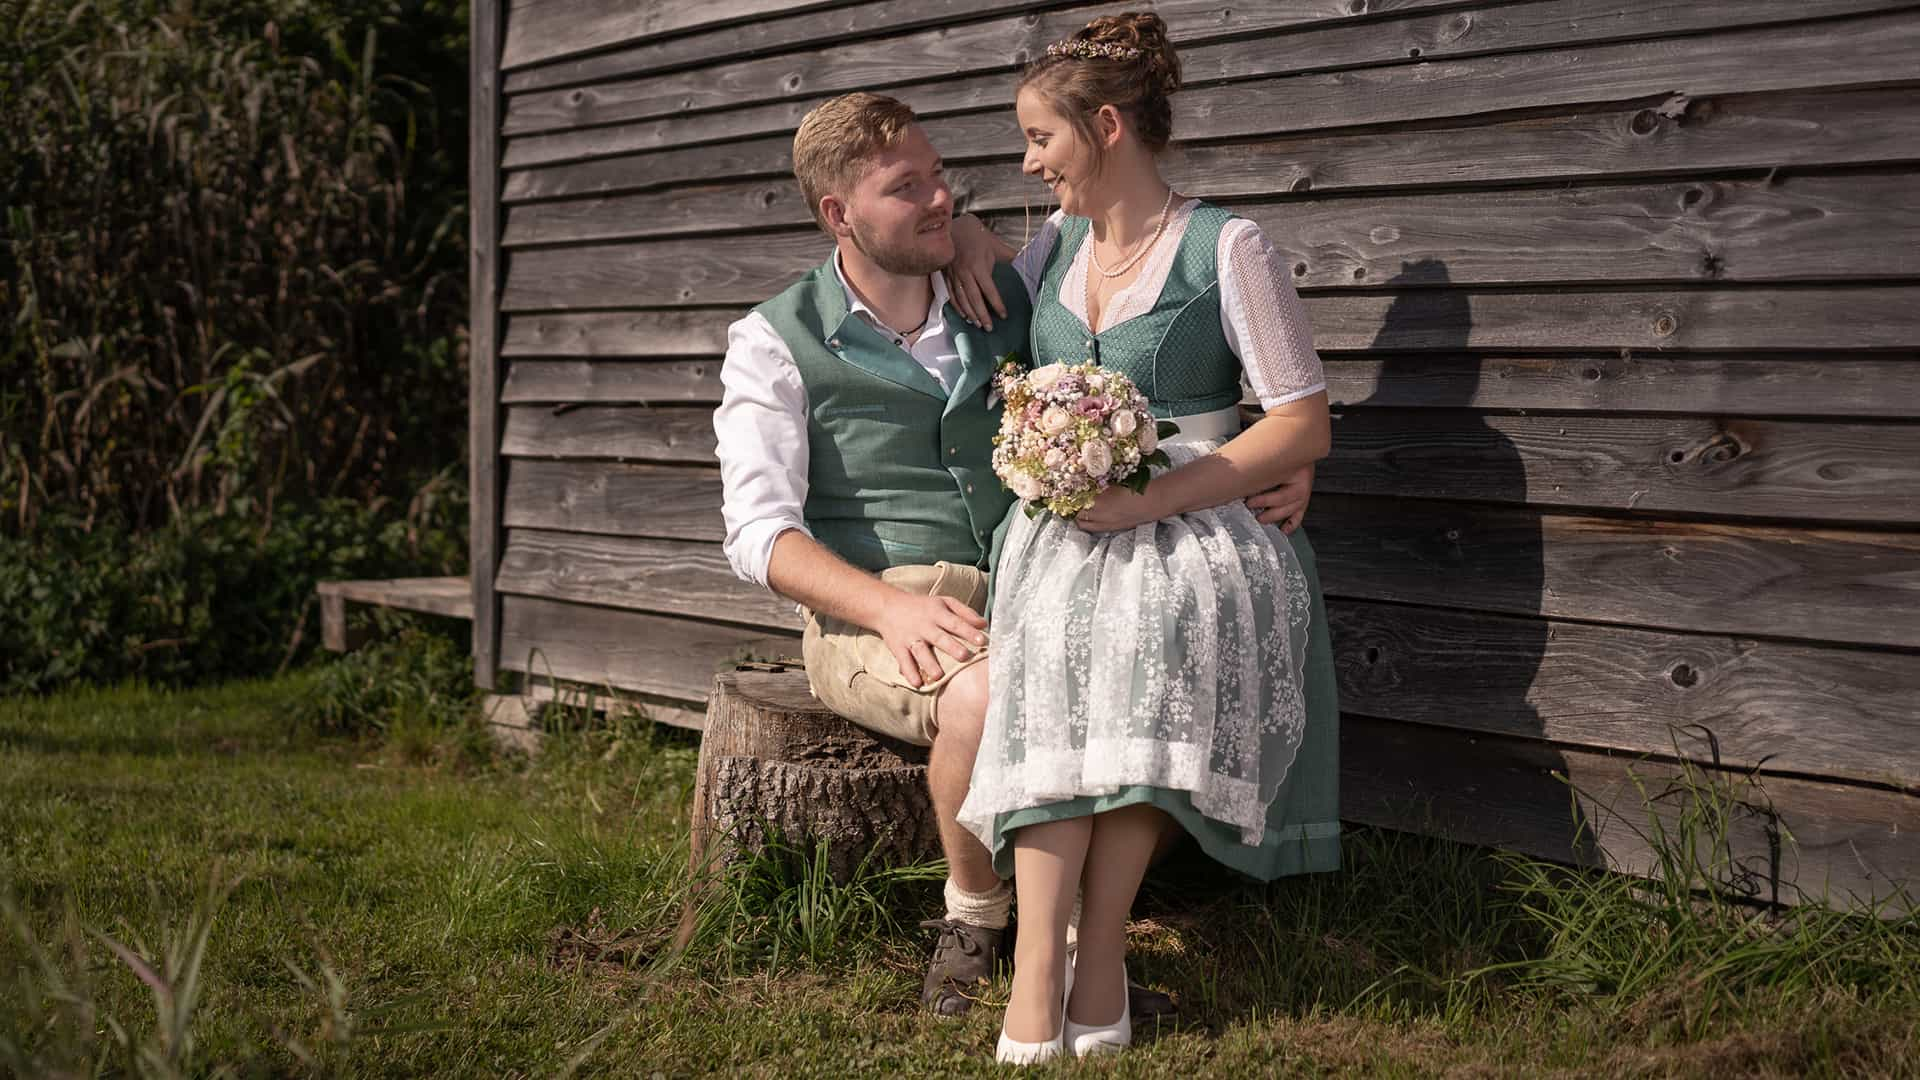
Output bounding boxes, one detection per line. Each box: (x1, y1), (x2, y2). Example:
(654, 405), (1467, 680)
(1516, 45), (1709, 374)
(943, 214), (1017, 330)
(1245, 462), (1314, 534)
(874, 591), (990, 687)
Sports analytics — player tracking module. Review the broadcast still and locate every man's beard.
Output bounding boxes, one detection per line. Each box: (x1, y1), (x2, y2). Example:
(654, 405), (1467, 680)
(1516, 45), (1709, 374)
(849, 216), (949, 276)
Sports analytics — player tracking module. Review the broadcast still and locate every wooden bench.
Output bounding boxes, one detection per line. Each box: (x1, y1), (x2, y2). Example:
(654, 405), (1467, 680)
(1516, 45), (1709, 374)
(315, 576), (473, 651)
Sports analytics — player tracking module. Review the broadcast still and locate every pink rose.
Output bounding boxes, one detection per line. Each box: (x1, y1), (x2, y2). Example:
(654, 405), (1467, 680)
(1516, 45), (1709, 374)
(1109, 410), (1138, 437)
(1080, 438), (1113, 477)
(1040, 406), (1074, 435)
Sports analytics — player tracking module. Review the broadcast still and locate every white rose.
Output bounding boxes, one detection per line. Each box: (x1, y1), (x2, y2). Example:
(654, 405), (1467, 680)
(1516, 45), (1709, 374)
(1043, 447), (1067, 470)
(1138, 421), (1158, 454)
(1080, 438), (1113, 477)
(1007, 470), (1043, 500)
(1028, 363), (1068, 391)
(1040, 406), (1074, 436)
(1109, 410), (1138, 437)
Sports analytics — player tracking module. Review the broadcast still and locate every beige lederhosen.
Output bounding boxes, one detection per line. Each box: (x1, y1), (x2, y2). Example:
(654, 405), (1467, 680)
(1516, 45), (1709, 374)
(799, 561), (990, 747)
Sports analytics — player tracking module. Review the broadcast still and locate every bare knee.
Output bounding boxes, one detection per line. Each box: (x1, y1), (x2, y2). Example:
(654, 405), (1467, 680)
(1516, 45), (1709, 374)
(933, 662), (987, 754)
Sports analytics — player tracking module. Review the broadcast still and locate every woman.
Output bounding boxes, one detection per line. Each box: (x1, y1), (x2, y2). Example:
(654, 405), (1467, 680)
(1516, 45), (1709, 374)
(948, 12), (1342, 1063)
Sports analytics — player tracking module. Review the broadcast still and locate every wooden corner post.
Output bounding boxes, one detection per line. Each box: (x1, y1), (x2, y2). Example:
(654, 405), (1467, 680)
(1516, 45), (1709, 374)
(469, 0), (504, 689)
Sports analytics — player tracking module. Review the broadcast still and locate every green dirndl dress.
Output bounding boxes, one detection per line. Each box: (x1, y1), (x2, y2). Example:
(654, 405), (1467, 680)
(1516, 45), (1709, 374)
(955, 203), (1341, 881)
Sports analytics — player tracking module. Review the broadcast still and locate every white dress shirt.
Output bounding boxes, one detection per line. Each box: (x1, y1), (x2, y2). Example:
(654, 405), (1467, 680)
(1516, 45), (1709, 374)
(715, 252), (965, 589)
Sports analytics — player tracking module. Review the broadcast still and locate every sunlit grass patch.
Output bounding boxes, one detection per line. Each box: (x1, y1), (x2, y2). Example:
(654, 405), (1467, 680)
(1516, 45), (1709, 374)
(3, 671), (1916, 1076)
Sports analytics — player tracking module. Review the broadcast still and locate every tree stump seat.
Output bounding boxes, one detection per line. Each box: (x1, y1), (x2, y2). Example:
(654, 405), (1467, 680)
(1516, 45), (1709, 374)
(686, 667), (942, 887)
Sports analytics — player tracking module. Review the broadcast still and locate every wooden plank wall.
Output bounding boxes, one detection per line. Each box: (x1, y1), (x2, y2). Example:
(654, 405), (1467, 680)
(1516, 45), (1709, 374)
(475, 0), (1920, 910)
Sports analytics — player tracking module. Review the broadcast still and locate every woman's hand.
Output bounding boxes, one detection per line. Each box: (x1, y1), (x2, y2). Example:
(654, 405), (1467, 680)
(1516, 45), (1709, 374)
(943, 214), (1017, 330)
(1075, 483), (1168, 532)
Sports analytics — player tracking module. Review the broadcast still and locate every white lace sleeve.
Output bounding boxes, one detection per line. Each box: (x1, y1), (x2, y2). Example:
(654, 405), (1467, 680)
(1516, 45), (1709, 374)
(1218, 218), (1326, 410)
(1009, 209), (1067, 303)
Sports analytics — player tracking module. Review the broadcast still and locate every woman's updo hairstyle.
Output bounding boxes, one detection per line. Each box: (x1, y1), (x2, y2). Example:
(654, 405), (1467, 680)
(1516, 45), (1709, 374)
(1020, 12), (1182, 168)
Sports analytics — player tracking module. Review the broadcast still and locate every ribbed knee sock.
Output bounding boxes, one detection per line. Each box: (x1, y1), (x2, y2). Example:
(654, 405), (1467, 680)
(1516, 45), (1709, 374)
(944, 877), (1012, 930)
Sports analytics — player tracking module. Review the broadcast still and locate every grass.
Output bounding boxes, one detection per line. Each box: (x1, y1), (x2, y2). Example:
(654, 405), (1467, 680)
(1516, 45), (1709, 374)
(2, 662), (1918, 1077)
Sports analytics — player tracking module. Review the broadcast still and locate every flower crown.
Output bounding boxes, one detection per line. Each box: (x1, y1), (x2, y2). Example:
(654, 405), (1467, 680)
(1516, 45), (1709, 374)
(1044, 38), (1143, 62)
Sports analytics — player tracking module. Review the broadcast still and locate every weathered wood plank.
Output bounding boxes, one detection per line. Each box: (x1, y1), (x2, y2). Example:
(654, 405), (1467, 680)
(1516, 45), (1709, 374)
(505, 173), (1920, 297)
(1332, 601), (1920, 791)
(508, 165), (1920, 295)
(502, 0), (849, 71)
(499, 404), (718, 462)
(502, 309), (734, 356)
(496, 288), (1920, 351)
(502, 460), (725, 540)
(1311, 494), (1920, 648)
(498, 594), (797, 702)
(485, 352), (1920, 420)
(1273, 172), (1920, 290)
(1342, 714), (1919, 913)
(507, 84), (1920, 202)
(504, 84), (1920, 216)
(496, 528), (799, 628)
(482, 524), (1920, 787)
(501, 0), (1455, 131)
(500, 7), (1920, 165)
(470, 0), (505, 689)
(505, 0), (1058, 91)
(501, 0), (1913, 136)
(490, 366), (1920, 521)
(1307, 287), (1920, 352)
(1320, 412), (1920, 523)
(501, 359), (724, 403)
(1324, 354), (1920, 419)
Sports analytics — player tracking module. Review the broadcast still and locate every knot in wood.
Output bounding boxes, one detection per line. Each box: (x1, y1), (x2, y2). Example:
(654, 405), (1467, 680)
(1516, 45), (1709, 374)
(1670, 663), (1700, 688)
(1701, 432), (1743, 464)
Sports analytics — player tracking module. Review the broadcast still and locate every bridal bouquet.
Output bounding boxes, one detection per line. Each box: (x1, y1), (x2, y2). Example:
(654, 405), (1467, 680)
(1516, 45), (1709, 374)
(990, 353), (1176, 519)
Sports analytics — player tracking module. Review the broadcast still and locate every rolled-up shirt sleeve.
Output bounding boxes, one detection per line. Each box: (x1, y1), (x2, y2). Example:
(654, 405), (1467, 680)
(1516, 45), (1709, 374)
(714, 311), (811, 589)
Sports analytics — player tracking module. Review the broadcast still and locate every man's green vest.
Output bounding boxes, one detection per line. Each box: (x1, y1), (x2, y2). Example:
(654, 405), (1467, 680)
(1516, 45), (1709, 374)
(752, 257), (1032, 574)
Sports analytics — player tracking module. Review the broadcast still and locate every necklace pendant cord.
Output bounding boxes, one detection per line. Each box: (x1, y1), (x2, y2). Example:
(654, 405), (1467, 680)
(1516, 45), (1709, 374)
(1088, 188), (1177, 279)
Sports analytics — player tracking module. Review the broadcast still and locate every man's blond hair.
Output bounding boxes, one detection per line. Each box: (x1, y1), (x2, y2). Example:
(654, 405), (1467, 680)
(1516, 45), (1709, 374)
(793, 93), (918, 232)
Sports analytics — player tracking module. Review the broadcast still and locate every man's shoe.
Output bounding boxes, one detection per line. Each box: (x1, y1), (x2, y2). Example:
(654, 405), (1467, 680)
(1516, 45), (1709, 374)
(918, 918), (1006, 1017)
(1127, 980), (1177, 1019)
(1067, 941), (1174, 1020)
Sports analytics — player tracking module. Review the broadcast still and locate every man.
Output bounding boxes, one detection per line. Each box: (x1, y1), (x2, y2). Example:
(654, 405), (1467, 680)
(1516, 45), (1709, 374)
(714, 92), (1311, 1016)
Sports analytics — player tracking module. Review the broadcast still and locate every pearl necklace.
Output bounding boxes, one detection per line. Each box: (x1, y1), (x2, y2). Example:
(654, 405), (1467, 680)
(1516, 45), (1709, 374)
(1087, 188), (1176, 279)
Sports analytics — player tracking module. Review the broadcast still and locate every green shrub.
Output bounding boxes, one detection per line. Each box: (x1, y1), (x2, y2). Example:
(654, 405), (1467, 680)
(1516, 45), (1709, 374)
(0, 485), (464, 694)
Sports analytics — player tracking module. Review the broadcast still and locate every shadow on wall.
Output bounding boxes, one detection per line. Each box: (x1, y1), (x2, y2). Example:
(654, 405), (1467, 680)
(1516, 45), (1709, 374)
(1327, 257), (1591, 865)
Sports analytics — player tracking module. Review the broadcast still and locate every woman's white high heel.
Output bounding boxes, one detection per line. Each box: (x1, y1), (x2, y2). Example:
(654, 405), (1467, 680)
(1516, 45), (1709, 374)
(995, 955), (1074, 1065)
(993, 1025), (1063, 1065)
(1062, 961), (1132, 1057)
